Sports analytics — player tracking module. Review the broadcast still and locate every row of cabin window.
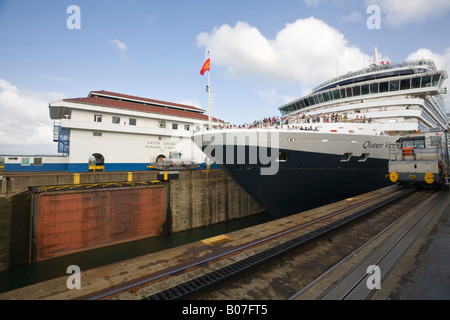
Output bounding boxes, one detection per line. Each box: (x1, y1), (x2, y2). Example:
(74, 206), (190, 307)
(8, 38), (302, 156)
(93, 115), (190, 131)
(280, 73), (442, 115)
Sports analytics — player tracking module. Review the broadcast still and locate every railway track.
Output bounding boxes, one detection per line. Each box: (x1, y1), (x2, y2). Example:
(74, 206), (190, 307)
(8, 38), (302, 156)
(85, 186), (449, 300)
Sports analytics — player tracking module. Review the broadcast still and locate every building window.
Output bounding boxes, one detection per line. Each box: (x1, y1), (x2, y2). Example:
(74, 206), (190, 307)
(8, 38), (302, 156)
(172, 123), (178, 130)
(185, 125), (190, 131)
(112, 116), (120, 124)
(21, 158), (30, 166)
(159, 119), (166, 128)
(34, 158), (43, 166)
(93, 132), (102, 137)
(94, 114), (103, 122)
(129, 118), (137, 126)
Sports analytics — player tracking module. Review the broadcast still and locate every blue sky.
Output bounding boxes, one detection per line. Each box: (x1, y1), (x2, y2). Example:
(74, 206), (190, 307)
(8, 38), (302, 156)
(1, 0), (450, 154)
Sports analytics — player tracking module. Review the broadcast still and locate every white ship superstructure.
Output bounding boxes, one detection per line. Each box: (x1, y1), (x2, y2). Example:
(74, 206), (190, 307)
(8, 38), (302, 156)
(278, 58), (447, 136)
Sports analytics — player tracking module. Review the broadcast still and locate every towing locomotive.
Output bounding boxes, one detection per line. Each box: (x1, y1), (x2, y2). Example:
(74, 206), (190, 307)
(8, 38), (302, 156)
(388, 129), (450, 188)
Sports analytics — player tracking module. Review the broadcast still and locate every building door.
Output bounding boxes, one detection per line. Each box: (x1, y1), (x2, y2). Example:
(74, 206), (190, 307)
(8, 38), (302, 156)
(89, 153), (105, 172)
(156, 154), (166, 163)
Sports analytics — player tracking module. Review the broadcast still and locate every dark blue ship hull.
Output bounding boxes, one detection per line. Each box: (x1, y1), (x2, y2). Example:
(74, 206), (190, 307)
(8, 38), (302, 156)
(212, 146), (391, 219)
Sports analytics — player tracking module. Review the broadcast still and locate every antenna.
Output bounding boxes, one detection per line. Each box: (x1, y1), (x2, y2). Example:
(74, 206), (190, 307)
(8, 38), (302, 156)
(373, 46), (379, 65)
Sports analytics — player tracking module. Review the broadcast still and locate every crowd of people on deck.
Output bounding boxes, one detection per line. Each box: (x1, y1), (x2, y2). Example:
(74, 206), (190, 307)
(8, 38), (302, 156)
(215, 112), (374, 132)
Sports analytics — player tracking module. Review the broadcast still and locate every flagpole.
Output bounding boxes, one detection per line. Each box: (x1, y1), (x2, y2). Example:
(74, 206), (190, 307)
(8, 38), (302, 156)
(207, 51), (211, 130)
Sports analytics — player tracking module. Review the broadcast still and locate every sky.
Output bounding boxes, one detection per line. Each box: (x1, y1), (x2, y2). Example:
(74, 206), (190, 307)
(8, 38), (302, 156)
(1, 0), (450, 154)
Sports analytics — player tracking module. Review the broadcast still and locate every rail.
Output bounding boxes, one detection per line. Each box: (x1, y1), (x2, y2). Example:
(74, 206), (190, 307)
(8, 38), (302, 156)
(86, 187), (415, 300)
(289, 189), (449, 300)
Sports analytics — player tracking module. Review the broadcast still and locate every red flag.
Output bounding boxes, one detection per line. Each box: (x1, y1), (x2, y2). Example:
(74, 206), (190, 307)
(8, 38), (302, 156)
(200, 58), (210, 75)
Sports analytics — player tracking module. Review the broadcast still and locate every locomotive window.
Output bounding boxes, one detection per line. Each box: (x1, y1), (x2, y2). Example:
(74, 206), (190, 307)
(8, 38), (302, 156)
(413, 139), (425, 148)
(402, 138), (425, 149)
(402, 140), (412, 148)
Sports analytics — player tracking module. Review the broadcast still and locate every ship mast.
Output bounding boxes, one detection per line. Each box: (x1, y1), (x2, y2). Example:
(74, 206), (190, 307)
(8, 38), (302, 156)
(373, 46), (379, 66)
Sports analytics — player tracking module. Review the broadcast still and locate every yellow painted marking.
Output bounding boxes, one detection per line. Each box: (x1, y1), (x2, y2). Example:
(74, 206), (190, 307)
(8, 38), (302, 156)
(202, 235), (233, 246)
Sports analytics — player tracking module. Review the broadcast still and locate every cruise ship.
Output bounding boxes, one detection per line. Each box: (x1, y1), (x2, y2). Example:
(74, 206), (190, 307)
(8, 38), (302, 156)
(193, 50), (450, 218)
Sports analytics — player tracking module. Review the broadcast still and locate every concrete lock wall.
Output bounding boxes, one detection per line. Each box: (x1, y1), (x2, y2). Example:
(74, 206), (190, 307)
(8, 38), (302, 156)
(0, 169), (264, 270)
(33, 185), (167, 261)
(169, 170), (265, 233)
(0, 193), (32, 271)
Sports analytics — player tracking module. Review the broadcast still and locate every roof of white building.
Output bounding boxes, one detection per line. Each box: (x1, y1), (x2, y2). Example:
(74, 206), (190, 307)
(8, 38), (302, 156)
(57, 90), (223, 123)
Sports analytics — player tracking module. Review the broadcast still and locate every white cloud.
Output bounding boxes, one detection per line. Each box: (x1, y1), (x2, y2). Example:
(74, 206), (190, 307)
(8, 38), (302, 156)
(0, 79), (66, 154)
(407, 48), (450, 71)
(110, 39), (128, 52)
(110, 39), (129, 61)
(367, 0), (450, 26)
(197, 18), (369, 91)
